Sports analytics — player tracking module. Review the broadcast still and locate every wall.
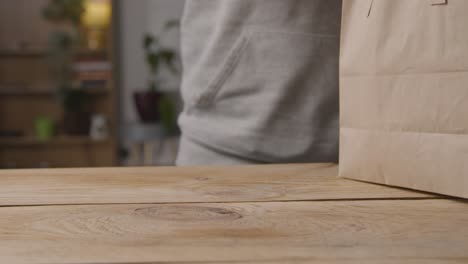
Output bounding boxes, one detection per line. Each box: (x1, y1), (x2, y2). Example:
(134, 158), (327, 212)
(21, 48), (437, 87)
(118, 0), (185, 124)
(117, 0), (185, 165)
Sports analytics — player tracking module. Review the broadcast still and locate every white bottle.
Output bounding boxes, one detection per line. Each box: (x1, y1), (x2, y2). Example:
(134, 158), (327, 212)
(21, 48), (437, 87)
(90, 114), (109, 141)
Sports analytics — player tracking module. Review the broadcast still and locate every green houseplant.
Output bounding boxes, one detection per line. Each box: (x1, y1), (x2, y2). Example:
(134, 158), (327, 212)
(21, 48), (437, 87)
(134, 20), (179, 132)
(42, 0), (91, 135)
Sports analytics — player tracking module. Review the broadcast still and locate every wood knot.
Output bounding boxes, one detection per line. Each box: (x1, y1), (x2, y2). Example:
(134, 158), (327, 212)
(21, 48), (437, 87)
(134, 205), (242, 222)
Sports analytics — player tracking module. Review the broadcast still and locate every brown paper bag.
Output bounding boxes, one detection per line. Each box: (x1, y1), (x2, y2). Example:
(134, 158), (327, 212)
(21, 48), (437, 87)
(339, 0), (468, 198)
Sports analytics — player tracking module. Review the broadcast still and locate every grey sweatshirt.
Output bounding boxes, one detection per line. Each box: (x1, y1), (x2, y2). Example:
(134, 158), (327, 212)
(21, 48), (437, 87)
(178, 0), (342, 163)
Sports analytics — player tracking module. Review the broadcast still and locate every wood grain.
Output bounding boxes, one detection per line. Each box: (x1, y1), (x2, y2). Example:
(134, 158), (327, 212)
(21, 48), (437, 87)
(0, 199), (467, 264)
(64, 261), (468, 264)
(0, 164), (435, 206)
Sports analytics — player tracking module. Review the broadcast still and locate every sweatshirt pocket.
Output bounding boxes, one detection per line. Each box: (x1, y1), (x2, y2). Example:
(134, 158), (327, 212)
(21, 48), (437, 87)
(194, 33), (251, 107)
(194, 30), (339, 109)
(189, 30), (339, 161)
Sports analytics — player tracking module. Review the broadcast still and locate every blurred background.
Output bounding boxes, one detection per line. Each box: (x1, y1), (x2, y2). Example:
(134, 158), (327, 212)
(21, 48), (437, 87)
(0, 0), (185, 169)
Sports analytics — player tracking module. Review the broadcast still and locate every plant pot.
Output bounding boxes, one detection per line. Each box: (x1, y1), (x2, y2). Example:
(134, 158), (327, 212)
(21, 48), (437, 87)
(35, 117), (56, 141)
(134, 90), (162, 123)
(63, 111), (91, 135)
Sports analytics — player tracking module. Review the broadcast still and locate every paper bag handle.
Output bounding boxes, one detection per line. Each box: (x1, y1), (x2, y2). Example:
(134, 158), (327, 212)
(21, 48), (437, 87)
(368, 0), (448, 18)
(431, 0), (448, 5)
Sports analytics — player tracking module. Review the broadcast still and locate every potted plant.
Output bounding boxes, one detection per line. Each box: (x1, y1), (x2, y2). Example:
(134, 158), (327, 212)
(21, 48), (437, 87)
(43, 0), (91, 135)
(134, 20), (179, 126)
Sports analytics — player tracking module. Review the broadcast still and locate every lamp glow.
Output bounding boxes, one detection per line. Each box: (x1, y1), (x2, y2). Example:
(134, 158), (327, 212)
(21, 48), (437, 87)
(81, 0), (111, 50)
(82, 0), (111, 29)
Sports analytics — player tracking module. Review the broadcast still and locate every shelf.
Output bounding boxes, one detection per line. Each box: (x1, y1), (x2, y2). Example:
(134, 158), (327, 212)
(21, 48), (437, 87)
(0, 48), (107, 58)
(0, 87), (109, 97)
(0, 136), (112, 147)
(0, 48), (45, 57)
(0, 1), (117, 168)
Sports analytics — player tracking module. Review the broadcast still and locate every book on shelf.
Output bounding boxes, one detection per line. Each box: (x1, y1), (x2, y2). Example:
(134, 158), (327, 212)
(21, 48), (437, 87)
(73, 56), (112, 90)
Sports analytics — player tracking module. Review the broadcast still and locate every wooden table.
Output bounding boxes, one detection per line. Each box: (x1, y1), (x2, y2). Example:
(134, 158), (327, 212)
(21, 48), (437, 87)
(0, 163), (467, 263)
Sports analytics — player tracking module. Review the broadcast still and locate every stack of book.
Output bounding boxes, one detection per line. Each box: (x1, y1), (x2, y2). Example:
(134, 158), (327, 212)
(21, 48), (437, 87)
(73, 57), (112, 90)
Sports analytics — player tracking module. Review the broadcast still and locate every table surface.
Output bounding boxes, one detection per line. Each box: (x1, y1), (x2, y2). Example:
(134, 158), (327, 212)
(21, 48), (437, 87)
(0, 163), (467, 264)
